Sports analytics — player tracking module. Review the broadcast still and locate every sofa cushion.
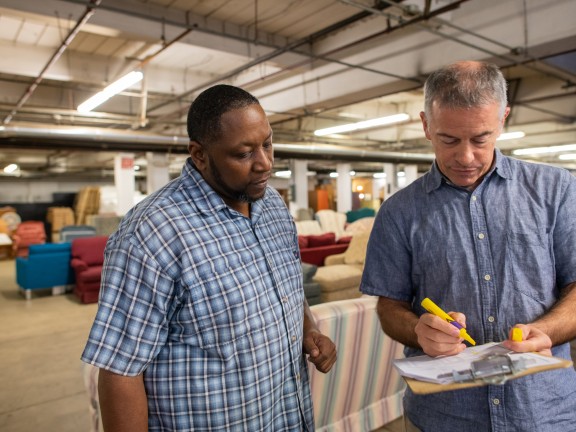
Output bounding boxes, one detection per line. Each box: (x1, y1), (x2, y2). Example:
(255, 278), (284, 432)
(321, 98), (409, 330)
(313, 264), (364, 292)
(343, 231), (370, 265)
(307, 232), (336, 248)
(298, 235), (309, 249)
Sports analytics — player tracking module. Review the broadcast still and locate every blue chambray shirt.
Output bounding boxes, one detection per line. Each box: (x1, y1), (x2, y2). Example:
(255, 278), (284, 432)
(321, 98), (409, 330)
(82, 159), (313, 431)
(361, 149), (576, 431)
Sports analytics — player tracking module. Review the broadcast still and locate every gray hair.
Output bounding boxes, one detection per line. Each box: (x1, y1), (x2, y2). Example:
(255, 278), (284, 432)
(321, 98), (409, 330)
(423, 61), (508, 119)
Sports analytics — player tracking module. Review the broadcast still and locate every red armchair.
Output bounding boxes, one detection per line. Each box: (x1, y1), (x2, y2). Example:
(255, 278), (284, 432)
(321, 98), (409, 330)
(71, 236), (108, 304)
(12, 221), (47, 257)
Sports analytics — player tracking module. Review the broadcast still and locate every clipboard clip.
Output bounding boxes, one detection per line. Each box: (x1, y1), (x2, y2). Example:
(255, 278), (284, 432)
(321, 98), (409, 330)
(452, 354), (527, 385)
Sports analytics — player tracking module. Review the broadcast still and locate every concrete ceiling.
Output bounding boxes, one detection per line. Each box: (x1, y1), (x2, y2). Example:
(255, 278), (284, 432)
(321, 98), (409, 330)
(0, 0), (575, 181)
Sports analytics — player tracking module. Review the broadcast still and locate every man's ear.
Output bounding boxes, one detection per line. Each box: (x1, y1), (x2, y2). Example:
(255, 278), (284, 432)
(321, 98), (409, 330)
(189, 141), (207, 170)
(420, 111), (432, 140)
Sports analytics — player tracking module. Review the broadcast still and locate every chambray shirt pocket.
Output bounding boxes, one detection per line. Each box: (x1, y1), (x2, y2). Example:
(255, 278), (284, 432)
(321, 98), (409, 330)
(505, 230), (554, 303)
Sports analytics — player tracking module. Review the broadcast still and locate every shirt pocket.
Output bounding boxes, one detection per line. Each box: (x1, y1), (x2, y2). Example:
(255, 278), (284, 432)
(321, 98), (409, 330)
(506, 230), (555, 303)
(185, 262), (272, 360)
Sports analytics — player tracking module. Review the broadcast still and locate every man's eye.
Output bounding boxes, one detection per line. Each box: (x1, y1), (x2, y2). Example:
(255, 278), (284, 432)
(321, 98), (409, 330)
(441, 139), (458, 145)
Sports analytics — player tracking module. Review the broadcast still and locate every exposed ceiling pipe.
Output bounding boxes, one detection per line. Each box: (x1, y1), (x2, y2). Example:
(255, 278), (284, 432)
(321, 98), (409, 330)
(340, 0), (576, 83)
(2, 0), (102, 125)
(0, 125), (435, 164)
(146, 2), (401, 118)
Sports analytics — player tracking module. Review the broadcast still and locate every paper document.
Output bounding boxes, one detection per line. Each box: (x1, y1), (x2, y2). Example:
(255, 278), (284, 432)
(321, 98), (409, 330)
(394, 342), (565, 385)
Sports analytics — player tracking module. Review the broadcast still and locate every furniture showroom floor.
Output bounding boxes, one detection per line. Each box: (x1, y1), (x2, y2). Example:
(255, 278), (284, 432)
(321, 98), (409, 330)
(0, 258), (403, 432)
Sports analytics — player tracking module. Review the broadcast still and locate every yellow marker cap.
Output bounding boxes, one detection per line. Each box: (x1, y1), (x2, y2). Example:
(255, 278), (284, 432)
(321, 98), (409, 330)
(512, 327), (523, 342)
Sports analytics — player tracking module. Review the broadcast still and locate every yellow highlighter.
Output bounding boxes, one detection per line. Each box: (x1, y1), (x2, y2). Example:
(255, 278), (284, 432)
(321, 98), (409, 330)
(511, 327), (523, 342)
(421, 297), (476, 346)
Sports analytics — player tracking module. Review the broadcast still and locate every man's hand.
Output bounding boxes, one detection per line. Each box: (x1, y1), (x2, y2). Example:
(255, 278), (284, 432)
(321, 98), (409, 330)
(303, 330), (337, 373)
(415, 311), (468, 357)
(501, 324), (553, 356)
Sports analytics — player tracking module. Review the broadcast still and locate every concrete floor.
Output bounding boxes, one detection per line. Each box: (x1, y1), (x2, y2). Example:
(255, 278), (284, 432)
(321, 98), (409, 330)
(0, 259), (98, 431)
(0, 258), (405, 432)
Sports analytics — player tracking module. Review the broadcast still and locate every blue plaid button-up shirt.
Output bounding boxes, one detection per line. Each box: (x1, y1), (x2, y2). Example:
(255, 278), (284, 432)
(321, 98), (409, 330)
(361, 149), (576, 431)
(82, 159), (313, 431)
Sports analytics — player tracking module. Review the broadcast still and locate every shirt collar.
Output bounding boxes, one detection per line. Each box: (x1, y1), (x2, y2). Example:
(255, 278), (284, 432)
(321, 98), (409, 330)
(424, 148), (510, 193)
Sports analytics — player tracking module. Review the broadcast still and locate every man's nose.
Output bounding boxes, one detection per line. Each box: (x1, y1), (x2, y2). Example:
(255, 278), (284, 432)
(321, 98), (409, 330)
(455, 143), (475, 165)
(253, 147), (273, 171)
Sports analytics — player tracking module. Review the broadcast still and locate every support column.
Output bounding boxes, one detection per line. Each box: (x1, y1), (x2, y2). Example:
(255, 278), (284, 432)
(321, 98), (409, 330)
(289, 160), (309, 217)
(146, 152), (170, 194)
(384, 163), (398, 198)
(336, 163), (352, 213)
(404, 164), (418, 187)
(114, 153), (136, 215)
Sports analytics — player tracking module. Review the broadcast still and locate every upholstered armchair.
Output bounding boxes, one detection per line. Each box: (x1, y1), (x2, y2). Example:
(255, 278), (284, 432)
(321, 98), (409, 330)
(70, 236), (108, 304)
(11, 221), (47, 257)
(312, 231), (370, 302)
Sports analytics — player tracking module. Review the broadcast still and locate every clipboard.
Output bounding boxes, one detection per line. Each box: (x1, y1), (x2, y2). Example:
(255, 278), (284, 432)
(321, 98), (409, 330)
(394, 343), (573, 394)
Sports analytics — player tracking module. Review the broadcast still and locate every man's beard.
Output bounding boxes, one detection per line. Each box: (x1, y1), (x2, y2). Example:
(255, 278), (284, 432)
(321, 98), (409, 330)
(208, 155), (263, 203)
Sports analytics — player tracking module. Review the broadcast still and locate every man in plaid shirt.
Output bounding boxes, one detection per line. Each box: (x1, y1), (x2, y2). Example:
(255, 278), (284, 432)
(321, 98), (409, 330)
(82, 84), (336, 431)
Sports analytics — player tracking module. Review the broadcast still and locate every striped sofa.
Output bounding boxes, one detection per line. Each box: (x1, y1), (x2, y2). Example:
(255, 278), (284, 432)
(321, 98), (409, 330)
(308, 296), (405, 432)
(82, 296), (405, 432)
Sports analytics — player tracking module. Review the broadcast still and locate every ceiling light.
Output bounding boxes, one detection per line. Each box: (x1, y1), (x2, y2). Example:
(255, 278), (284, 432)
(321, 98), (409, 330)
(314, 113), (410, 136)
(513, 143), (576, 156)
(275, 170), (292, 178)
(3, 163), (18, 173)
(373, 172), (387, 179)
(77, 70), (144, 113)
(497, 131), (525, 141)
(558, 154), (576, 160)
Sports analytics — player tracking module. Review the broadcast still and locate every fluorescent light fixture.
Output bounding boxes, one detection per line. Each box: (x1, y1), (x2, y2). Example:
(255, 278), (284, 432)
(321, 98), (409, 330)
(497, 131), (525, 141)
(558, 154), (576, 160)
(275, 170), (292, 178)
(513, 143), (576, 156)
(373, 172), (387, 179)
(314, 113), (410, 136)
(77, 70), (144, 113)
(329, 172), (339, 178)
(3, 163), (18, 173)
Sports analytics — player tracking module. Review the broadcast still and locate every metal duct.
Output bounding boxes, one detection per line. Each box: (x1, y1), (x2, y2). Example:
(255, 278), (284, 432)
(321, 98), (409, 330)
(0, 125), (435, 164)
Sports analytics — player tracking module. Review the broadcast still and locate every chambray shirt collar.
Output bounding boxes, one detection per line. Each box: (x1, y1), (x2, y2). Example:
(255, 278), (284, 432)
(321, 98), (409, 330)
(424, 148), (510, 193)
(181, 157), (270, 221)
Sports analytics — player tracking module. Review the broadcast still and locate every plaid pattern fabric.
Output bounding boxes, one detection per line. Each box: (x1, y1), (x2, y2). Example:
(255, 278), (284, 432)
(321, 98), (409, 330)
(82, 159), (313, 431)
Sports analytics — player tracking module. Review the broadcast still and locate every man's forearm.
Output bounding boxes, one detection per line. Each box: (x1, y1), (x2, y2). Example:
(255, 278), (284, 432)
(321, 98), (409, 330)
(532, 281), (576, 346)
(376, 297), (420, 348)
(98, 369), (148, 432)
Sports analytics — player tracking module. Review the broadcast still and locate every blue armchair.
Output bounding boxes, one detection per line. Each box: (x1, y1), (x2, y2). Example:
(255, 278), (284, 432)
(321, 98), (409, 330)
(16, 242), (75, 299)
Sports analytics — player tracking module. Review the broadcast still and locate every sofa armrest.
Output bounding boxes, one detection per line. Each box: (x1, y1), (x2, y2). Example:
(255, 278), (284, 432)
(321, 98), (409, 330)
(71, 258), (88, 272)
(300, 243), (349, 267)
(308, 296), (405, 431)
(324, 252), (346, 266)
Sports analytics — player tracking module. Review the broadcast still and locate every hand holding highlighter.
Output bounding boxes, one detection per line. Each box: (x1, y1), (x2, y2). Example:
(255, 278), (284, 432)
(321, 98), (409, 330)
(421, 297), (476, 346)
